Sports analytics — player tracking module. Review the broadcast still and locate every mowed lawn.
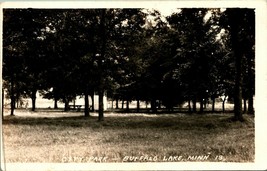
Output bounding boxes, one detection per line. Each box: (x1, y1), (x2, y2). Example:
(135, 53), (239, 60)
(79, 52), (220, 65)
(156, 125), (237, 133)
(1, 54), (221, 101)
(2, 110), (254, 163)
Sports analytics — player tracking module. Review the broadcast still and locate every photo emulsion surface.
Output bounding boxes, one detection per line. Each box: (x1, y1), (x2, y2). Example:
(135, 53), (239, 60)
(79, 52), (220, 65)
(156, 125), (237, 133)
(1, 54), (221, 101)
(1, 7), (255, 166)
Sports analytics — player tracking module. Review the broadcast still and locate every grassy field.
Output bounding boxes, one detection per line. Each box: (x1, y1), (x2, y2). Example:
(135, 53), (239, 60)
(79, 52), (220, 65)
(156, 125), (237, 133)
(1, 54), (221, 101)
(2, 110), (254, 163)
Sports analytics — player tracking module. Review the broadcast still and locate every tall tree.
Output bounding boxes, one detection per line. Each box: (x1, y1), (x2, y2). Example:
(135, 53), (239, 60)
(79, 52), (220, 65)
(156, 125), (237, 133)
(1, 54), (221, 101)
(93, 9), (147, 120)
(167, 8), (223, 113)
(220, 8), (255, 121)
(3, 9), (46, 113)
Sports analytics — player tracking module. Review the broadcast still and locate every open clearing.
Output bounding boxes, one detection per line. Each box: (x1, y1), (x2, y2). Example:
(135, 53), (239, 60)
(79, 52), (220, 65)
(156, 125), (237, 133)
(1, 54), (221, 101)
(2, 109), (254, 163)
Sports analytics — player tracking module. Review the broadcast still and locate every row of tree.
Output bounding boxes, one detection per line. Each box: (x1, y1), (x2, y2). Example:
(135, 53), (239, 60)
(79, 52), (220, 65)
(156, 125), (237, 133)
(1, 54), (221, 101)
(3, 8), (254, 121)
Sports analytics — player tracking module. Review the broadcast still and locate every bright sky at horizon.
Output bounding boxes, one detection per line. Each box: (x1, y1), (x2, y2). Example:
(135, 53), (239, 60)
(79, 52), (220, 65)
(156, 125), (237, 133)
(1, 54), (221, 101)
(155, 7), (181, 16)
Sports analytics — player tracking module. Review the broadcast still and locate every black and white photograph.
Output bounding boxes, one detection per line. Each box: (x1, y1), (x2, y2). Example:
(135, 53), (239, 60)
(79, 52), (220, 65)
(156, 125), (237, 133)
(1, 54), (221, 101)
(0, 1), (266, 170)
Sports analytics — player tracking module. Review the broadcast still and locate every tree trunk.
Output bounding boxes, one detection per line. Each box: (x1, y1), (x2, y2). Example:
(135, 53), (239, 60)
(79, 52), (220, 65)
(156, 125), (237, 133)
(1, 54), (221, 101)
(90, 91), (94, 112)
(84, 90), (90, 117)
(2, 88), (5, 118)
(188, 100), (191, 113)
(31, 97), (36, 111)
(10, 75), (15, 116)
(121, 99), (124, 109)
(151, 99), (157, 113)
(247, 52), (254, 115)
(53, 89), (59, 109)
(111, 100), (114, 109)
(98, 9), (106, 122)
(64, 98), (69, 111)
(115, 98), (119, 109)
(31, 89), (37, 112)
(137, 99), (140, 112)
(199, 98), (204, 113)
(231, 11), (244, 121)
(243, 98), (247, 113)
(222, 96), (227, 113)
(248, 96), (254, 115)
(91, 96), (95, 112)
(234, 73), (243, 121)
(192, 97), (197, 113)
(54, 98), (58, 109)
(126, 100), (129, 112)
(212, 96), (215, 112)
(98, 90), (104, 121)
(16, 97), (19, 108)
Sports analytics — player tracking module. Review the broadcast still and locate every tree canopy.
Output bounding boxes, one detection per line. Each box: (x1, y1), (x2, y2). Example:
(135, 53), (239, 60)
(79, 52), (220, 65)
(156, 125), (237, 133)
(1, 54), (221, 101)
(3, 8), (255, 121)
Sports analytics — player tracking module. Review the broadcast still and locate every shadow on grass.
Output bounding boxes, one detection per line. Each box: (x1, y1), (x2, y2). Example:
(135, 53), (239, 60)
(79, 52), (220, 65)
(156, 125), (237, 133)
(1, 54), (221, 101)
(3, 112), (255, 163)
(3, 112), (254, 132)
(113, 108), (235, 114)
(3, 115), (94, 128)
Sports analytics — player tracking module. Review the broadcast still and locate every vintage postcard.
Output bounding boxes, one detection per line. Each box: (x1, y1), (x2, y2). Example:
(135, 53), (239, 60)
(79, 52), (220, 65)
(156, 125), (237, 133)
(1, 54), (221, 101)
(1, 0), (266, 170)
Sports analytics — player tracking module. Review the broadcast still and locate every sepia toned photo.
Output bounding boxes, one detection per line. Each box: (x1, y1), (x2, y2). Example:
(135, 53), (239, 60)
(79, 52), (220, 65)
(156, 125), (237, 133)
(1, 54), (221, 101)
(0, 1), (266, 170)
